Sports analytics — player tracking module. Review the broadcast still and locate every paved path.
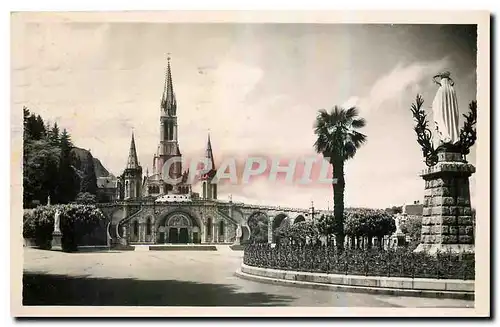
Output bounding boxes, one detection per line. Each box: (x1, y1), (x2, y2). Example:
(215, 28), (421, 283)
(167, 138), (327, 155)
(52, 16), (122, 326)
(22, 247), (474, 307)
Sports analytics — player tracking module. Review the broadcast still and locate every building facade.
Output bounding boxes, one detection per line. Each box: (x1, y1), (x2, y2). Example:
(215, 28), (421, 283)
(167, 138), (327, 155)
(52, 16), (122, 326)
(102, 58), (321, 246)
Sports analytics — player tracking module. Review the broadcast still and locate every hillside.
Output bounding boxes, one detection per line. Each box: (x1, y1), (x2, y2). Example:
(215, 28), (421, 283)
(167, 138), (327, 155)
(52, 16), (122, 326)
(93, 157), (113, 178)
(69, 147), (99, 194)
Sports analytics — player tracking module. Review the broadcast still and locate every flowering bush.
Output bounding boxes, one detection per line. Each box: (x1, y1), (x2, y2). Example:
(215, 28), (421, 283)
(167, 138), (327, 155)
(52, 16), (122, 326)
(23, 206), (56, 249)
(243, 243), (475, 280)
(58, 203), (105, 252)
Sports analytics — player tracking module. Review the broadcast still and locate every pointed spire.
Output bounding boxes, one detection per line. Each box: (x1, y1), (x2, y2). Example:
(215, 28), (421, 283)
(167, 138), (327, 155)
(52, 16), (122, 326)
(161, 54), (177, 115)
(205, 132), (215, 170)
(126, 132), (139, 169)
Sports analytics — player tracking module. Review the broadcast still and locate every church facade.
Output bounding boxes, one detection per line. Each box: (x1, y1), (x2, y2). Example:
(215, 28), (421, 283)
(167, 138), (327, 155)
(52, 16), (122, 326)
(111, 58), (231, 245)
(101, 58), (316, 246)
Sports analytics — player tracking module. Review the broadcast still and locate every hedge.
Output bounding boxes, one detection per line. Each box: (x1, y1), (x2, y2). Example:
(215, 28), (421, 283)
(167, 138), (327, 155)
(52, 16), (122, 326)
(23, 204), (105, 252)
(23, 206), (56, 249)
(58, 204), (106, 252)
(243, 243), (475, 280)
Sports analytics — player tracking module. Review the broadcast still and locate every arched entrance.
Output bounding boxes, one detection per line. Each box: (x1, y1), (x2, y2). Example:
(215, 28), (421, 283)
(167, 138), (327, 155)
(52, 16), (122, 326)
(294, 215), (305, 224)
(165, 213), (192, 244)
(156, 212), (200, 244)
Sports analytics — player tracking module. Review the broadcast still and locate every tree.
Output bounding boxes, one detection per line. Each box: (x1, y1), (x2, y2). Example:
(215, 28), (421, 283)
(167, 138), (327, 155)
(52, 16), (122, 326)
(23, 140), (60, 207)
(316, 214), (336, 245)
(385, 206), (402, 215)
(74, 192), (98, 205)
(248, 213), (269, 243)
(55, 129), (79, 204)
(47, 122), (60, 146)
(314, 106), (367, 252)
(401, 216), (422, 251)
(344, 208), (396, 249)
(279, 221), (319, 246)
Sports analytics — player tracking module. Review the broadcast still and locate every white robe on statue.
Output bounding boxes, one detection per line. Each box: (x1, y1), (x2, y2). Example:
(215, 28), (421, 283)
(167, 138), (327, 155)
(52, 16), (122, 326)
(432, 76), (460, 144)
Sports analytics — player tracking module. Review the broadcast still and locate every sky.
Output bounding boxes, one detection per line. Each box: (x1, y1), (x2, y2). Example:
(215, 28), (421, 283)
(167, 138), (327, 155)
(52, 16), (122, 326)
(12, 23), (478, 210)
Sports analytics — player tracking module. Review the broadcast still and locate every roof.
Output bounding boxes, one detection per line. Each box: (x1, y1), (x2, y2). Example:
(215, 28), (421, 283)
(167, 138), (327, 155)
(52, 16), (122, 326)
(403, 204), (423, 216)
(97, 177), (118, 189)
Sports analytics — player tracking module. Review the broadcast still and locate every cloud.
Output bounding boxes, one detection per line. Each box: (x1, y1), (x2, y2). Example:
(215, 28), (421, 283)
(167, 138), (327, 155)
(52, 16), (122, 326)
(344, 58), (450, 115)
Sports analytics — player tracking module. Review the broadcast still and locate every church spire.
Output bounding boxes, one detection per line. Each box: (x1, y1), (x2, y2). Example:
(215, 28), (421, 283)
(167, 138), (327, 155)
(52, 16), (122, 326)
(205, 133), (215, 170)
(126, 132), (140, 169)
(161, 54), (177, 116)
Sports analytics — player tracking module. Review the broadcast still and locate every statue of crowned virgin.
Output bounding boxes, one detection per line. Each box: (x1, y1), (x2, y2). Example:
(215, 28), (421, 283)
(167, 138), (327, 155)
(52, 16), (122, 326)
(431, 71), (460, 145)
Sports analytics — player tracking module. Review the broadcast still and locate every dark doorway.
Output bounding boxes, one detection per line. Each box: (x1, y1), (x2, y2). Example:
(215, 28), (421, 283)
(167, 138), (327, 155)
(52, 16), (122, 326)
(168, 228), (178, 243)
(193, 232), (199, 244)
(179, 228), (189, 243)
(206, 218), (212, 242)
(219, 221), (225, 242)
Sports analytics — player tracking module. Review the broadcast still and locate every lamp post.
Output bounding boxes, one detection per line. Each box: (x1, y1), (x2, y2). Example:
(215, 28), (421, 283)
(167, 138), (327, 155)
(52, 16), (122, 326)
(310, 200), (315, 222)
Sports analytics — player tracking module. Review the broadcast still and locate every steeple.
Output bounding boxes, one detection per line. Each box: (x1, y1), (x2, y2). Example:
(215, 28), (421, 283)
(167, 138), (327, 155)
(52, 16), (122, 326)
(202, 132), (217, 200)
(161, 55), (177, 116)
(205, 133), (215, 170)
(126, 132), (140, 169)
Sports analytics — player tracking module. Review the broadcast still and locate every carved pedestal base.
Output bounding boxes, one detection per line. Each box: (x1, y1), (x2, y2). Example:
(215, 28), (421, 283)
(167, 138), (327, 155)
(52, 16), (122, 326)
(51, 232), (62, 249)
(414, 147), (475, 255)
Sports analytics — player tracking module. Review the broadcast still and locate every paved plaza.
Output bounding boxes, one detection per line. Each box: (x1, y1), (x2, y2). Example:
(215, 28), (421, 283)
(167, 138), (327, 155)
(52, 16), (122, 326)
(22, 247), (474, 307)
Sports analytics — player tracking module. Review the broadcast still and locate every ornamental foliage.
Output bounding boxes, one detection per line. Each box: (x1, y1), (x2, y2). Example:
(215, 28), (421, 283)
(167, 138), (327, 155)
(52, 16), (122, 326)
(58, 204), (106, 252)
(410, 95), (438, 167)
(458, 100), (477, 156)
(23, 206), (56, 249)
(244, 243), (475, 280)
(23, 204), (105, 252)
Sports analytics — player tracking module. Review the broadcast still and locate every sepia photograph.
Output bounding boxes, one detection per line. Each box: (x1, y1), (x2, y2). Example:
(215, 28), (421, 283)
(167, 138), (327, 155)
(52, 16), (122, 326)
(10, 11), (490, 317)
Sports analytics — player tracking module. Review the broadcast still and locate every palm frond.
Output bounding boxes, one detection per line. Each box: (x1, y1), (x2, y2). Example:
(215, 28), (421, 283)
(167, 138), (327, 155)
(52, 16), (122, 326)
(313, 105), (367, 162)
(351, 118), (366, 129)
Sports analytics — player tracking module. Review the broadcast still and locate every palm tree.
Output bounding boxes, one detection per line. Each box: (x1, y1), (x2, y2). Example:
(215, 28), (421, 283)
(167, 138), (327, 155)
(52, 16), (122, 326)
(314, 106), (367, 252)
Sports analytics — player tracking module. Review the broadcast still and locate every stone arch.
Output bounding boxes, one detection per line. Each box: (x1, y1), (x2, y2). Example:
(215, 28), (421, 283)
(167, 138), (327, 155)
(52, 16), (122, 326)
(294, 215), (306, 224)
(272, 213), (290, 243)
(247, 211), (269, 243)
(155, 210), (201, 244)
(240, 225), (250, 243)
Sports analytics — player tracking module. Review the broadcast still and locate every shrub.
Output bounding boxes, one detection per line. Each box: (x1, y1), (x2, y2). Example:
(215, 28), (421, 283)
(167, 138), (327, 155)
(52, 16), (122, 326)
(74, 192), (98, 205)
(58, 204), (105, 252)
(23, 206), (56, 249)
(243, 243), (475, 280)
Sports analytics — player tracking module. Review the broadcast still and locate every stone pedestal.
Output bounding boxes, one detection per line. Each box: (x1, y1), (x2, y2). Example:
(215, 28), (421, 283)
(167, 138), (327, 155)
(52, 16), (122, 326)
(414, 147), (475, 255)
(234, 225), (242, 245)
(51, 231), (62, 249)
(390, 232), (406, 248)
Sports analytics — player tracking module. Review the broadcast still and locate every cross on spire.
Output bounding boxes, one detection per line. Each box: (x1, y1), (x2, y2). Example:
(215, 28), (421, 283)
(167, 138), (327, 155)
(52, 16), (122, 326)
(161, 53), (176, 115)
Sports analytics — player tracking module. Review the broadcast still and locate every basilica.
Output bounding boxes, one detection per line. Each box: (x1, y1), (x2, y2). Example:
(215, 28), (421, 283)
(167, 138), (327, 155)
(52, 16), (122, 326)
(99, 58), (312, 246)
(115, 57), (217, 204)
